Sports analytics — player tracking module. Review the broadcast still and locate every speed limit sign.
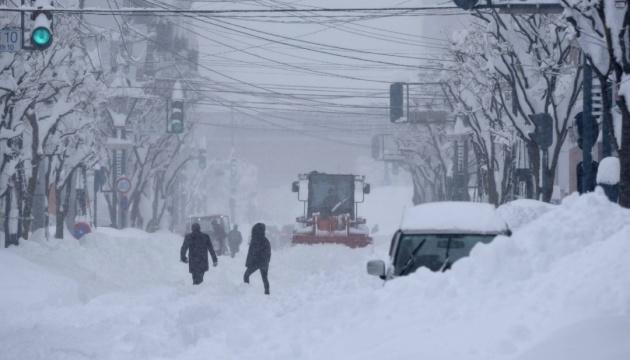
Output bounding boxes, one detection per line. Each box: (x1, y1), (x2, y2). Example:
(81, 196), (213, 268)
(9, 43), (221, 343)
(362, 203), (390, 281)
(0, 28), (21, 53)
(115, 176), (132, 194)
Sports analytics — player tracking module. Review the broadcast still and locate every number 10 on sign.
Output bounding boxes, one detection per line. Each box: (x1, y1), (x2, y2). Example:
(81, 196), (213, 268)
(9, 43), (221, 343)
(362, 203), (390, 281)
(0, 29), (21, 53)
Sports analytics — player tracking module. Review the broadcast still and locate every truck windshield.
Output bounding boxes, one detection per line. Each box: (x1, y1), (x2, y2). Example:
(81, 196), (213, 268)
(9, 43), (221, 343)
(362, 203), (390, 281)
(394, 233), (496, 275)
(307, 174), (355, 217)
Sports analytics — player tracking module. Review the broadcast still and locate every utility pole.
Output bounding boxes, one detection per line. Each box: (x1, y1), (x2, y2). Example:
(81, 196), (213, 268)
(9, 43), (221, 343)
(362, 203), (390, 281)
(599, 77), (614, 158)
(93, 170), (98, 229)
(582, 57), (595, 193)
(229, 106), (237, 223)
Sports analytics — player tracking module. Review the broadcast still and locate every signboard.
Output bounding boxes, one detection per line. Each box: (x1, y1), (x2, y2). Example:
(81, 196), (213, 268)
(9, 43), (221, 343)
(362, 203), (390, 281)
(115, 176), (132, 194)
(453, 0), (562, 13)
(0, 28), (21, 53)
(371, 134), (405, 162)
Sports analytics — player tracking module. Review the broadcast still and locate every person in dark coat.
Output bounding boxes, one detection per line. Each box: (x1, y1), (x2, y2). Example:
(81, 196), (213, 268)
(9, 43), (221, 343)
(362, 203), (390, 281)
(228, 225), (243, 258)
(243, 223), (271, 295)
(181, 223), (218, 285)
(212, 220), (228, 255)
(320, 188), (340, 217)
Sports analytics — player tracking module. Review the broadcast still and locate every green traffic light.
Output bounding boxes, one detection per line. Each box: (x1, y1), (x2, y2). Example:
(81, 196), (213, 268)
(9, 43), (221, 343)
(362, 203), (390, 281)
(170, 121), (183, 134)
(31, 27), (52, 49)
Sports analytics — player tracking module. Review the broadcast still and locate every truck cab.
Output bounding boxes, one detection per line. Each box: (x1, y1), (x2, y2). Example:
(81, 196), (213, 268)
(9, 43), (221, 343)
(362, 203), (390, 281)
(367, 202), (509, 279)
(291, 171), (372, 248)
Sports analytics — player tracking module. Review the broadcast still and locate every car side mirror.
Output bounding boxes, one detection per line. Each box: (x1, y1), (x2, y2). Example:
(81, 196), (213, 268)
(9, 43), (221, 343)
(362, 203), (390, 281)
(367, 259), (386, 278)
(363, 183), (371, 194)
(292, 181), (299, 193)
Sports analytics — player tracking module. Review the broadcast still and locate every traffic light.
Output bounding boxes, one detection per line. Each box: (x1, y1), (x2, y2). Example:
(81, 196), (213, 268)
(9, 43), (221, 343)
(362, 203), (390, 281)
(167, 99), (184, 134)
(198, 150), (207, 169)
(574, 112), (599, 150)
(168, 81), (185, 134)
(528, 113), (553, 149)
(390, 82), (404, 123)
(30, 0), (53, 50)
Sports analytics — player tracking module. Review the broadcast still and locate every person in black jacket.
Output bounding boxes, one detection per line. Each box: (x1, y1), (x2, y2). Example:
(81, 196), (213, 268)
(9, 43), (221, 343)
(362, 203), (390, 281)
(228, 225), (243, 258)
(181, 223), (218, 285)
(243, 223), (271, 295)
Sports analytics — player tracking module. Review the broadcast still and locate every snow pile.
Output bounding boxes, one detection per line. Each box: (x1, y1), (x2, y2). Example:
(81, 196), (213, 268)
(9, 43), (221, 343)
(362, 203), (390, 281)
(5, 228), (186, 299)
(0, 251), (78, 311)
(305, 192), (630, 360)
(401, 201), (508, 233)
(1, 192), (630, 360)
(497, 199), (555, 230)
(597, 156), (620, 185)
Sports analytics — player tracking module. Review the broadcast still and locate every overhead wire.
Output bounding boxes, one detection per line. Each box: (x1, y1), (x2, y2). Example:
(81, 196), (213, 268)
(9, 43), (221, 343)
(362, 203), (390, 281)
(83, 0), (452, 140)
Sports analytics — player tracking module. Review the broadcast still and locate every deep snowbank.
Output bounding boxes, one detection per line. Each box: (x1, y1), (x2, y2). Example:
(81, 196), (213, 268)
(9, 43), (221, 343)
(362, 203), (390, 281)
(350, 191), (630, 359)
(0, 250), (78, 311)
(496, 198), (555, 230)
(1, 192), (629, 360)
(3, 228), (186, 300)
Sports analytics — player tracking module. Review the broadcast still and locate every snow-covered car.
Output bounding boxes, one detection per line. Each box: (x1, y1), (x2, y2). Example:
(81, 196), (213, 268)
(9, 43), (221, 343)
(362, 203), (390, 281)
(367, 202), (510, 279)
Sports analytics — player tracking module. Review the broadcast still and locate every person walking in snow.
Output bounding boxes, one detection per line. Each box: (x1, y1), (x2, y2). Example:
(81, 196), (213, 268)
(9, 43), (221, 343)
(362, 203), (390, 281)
(181, 223), (218, 285)
(243, 223), (271, 295)
(228, 224), (243, 258)
(212, 219), (228, 255)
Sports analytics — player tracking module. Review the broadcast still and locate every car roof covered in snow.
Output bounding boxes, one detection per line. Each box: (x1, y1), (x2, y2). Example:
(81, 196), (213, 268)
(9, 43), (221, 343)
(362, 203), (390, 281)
(400, 201), (508, 234)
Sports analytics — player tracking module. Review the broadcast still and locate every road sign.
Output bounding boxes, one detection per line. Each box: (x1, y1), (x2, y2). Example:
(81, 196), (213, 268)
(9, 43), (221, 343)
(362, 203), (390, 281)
(0, 28), (21, 52)
(115, 176), (132, 194)
(371, 134), (404, 162)
(72, 222), (92, 239)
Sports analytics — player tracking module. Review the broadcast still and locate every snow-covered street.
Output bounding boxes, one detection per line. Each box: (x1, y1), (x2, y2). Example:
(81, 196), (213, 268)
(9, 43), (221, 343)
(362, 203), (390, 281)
(2, 192), (630, 360)
(3, 0), (630, 358)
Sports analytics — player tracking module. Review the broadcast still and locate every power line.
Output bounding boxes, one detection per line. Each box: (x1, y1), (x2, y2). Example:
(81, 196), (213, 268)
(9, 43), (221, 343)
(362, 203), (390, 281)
(175, 10), (456, 70)
(0, 5), (464, 15)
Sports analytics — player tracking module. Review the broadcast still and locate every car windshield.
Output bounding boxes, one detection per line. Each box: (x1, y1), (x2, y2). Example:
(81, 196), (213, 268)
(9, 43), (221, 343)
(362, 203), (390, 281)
(394, 233), (496, 275)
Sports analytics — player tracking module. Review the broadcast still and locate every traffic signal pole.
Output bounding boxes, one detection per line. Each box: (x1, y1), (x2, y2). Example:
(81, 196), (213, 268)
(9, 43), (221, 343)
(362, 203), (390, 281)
(582, 56), (594, 194)
(600, 75), (614, 157)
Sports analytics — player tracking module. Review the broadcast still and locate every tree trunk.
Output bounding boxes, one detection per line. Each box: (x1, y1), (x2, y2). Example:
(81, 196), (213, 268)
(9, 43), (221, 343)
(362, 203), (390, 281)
(3, 190), (14, 247)
(618, 96), (630, 207)
(21, 108), (40, 240)
(21, 158), (40, 240)
(54, 188), (64, 239)
(541, 163), (554, 202)
(599, 74), (618, 156)
(527, 141), (542, 200)
(409, 166), (425, 205)
(486, 141), (499, 206)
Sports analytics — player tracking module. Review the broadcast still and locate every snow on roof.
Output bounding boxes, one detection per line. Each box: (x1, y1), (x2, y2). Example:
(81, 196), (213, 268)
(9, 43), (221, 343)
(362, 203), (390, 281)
(401, 201), (508, 234)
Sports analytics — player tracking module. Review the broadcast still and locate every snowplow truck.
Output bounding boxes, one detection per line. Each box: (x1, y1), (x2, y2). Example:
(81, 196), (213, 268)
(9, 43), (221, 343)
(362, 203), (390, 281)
(291, 172), (372, 248)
